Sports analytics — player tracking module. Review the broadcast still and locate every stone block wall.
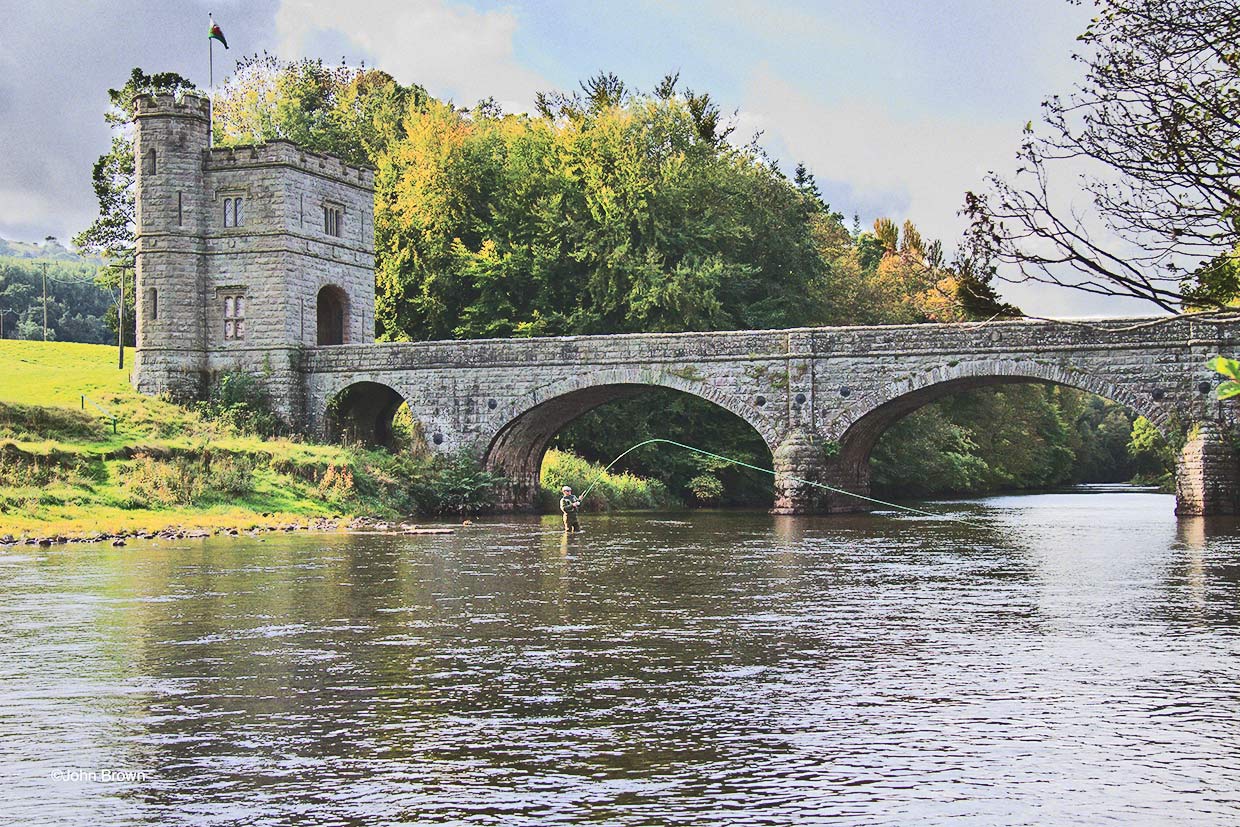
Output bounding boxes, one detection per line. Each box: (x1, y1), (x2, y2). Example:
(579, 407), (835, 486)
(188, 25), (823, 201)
(133, 92), (376, 406)
(1176, 422), (1240, 515)
(297, 316), (1240, 514)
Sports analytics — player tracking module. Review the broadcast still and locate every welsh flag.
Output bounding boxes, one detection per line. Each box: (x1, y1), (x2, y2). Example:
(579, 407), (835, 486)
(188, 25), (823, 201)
(209, 17), (228, 49)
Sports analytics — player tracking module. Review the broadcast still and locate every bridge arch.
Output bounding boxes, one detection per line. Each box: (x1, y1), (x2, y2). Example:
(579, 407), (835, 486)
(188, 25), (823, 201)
(481, 368), (778, 509)
(820, 358), (1173, 511)
(326, 380), (408, 449)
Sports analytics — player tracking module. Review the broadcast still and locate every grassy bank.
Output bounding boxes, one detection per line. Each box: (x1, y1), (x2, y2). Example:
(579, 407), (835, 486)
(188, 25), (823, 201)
(0, 341), (675, 539)
(539, 449), (680, 511)
(0, 340), (501, 539)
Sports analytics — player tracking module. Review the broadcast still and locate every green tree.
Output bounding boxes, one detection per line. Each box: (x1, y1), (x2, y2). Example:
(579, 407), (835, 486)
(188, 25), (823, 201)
(74, 69), (197, 264)
(213, 55), (427, 166)
(378, 76), (827, 340)
(74, 69), (195, 345)
(1127, 416), (1174, 479)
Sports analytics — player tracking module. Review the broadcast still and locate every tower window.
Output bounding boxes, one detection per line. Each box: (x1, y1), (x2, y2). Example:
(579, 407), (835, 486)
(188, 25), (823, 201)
(323, 204), (342, 237)
(223, 196), (244, 228)
(223, 293), (245, 340)
(148, 288), (158, 321)
(143, 147), (157, 175)
(177, 191), (183, 226)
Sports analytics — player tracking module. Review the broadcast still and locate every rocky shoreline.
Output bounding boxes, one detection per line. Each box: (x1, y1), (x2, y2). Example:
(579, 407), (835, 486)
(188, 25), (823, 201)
(0, 516), (461, 549)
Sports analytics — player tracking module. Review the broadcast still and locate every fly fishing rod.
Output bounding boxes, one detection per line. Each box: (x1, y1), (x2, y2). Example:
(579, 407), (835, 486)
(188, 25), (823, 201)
(577, 438), (990, 528)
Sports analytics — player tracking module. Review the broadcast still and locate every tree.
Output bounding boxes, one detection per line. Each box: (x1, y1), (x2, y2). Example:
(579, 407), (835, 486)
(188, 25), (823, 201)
(74, 69), (195, 345)
(212, 55), (427, 166)
(379, 78), (826, 340)
(966, 0), (1240, 311)
(74, 69), (197, 264)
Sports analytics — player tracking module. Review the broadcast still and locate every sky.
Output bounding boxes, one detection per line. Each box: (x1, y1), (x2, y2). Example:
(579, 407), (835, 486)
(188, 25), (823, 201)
(0, 0), (1153, 316)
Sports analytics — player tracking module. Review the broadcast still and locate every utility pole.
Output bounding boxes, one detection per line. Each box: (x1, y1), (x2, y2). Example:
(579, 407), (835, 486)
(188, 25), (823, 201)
(117, 265), (127, 370)
(40, 262), (48, 341)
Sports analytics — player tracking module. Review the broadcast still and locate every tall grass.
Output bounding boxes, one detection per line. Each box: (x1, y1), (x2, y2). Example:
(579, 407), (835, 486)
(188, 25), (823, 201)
(539, 449), (680, 511)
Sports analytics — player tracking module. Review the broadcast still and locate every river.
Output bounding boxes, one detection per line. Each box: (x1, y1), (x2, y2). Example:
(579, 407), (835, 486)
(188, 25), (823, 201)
(2, 489), (1238, 825)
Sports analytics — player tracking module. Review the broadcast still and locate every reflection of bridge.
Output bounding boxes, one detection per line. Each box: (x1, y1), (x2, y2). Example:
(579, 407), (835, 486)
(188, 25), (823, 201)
(304, 316), (1240, 516)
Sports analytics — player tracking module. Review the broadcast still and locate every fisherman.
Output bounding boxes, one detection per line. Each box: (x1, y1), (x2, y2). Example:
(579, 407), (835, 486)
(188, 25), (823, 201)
(560, 485), (582, 533)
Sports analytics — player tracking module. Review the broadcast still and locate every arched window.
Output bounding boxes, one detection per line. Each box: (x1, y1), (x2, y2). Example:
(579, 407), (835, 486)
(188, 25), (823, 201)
(223, 196), (243, 228)
(148, 287), (158, 321)
(316, 285), (347, 345)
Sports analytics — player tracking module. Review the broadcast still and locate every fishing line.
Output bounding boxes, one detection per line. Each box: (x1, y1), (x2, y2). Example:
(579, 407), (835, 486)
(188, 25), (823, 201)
(577, 437), (989, 528)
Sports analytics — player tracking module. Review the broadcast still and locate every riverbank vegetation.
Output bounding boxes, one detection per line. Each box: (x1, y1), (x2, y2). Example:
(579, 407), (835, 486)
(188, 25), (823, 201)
(0, 340), (680, 538)
(539, 449), (679, 512)
(0, 340), (485, 537)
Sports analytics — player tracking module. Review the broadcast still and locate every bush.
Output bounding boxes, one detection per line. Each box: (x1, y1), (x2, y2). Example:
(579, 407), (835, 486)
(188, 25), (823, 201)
(409, 452), (502, 516)
(196, 371), (283, 436)
(540, 449), (679, 511)
(687, 473), (724, 505)
(317, 464), (356, 503)
(121, 450), (256, 507)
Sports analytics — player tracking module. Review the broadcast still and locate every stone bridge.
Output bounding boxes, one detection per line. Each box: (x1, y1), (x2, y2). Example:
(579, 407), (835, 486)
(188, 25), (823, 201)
(127, 96), (1238, 517)
(299, 315), (1240, 516)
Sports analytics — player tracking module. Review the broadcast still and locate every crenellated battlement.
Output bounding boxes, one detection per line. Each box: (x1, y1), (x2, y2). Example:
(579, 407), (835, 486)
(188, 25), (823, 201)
(206, 141), (374, 190)
(133, 92), (211, 120)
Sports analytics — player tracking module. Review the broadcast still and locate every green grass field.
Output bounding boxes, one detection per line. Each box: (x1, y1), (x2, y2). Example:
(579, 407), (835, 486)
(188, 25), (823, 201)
(0, 340), (358, 536)
(0, 340), (673, 539)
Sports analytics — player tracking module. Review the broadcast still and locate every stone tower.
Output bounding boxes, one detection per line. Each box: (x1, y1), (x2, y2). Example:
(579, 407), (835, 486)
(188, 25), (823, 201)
(132, 93), (211, 400)
(132, 91), (375, 421)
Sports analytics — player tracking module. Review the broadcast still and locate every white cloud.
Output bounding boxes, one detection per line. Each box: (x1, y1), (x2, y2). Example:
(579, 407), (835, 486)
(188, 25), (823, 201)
(739, 65), (1155, 317)
(274, 0), (548, 112)
(742, 64), (1015, 247)
(0, 187), (86, 242)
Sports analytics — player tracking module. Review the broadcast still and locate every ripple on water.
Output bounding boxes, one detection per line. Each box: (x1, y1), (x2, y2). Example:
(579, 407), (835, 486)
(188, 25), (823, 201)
(0, 494), (1238, 825)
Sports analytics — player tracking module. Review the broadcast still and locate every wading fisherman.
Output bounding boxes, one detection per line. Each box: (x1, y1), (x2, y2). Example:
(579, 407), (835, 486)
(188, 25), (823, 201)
(560, 485), (583, 533)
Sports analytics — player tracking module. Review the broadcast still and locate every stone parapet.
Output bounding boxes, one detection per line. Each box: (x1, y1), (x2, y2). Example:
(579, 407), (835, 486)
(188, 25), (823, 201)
(206, 141), (374, 190)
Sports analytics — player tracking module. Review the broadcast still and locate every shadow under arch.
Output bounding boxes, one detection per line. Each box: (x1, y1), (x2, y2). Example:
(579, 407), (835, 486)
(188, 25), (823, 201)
(483, 372), (776, 510)
(327, 380), (406, 449)
(831, 360), (1171, 493)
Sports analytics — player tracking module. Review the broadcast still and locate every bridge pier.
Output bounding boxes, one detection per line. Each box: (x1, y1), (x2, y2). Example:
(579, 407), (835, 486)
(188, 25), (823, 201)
(1175, 421), (1240, 516)
(772, 431), (872, 515)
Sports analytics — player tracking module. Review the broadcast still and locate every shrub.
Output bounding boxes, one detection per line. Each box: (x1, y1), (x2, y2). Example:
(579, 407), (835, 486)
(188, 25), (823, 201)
(121, 450), (256, 507)
(409, 451), (502, 516)
(196, 371), (283, 436)
(318, 464), (356, 502)
(540, 449), (679, 511)
(687, 473), (724, 505)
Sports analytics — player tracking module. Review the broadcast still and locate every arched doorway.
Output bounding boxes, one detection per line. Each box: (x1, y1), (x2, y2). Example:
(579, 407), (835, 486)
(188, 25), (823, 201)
(316, 286), (348, 346)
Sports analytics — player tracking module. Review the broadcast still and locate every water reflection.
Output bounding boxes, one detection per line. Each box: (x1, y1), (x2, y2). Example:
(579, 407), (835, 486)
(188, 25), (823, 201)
(1, 491), (1239, 825)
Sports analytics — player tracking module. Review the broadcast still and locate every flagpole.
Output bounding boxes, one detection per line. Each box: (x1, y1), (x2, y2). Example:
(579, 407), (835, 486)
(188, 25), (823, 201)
(208, 13), (214, 147)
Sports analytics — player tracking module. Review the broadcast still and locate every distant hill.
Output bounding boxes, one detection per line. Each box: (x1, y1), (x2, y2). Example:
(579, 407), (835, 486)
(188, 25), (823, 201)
(0, 236), (101, 264)
(0, 237), (116, 344)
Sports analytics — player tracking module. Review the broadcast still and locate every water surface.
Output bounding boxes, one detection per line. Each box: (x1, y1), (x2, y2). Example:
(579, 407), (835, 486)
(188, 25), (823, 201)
(2, 490), (1239, 825)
